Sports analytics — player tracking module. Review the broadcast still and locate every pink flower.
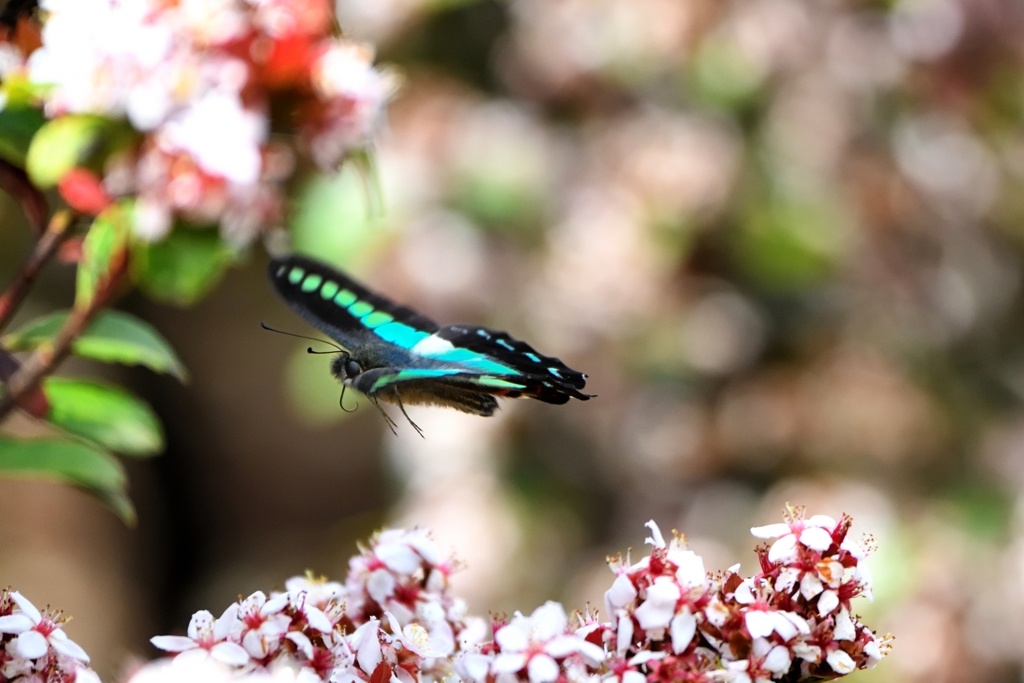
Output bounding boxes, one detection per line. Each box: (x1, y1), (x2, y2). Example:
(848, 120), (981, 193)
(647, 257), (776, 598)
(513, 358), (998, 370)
(0, 591), (89, 662)
(492, 602), (604, 683)
(150, 605), (250, 665)
(750, 514), (837, 563)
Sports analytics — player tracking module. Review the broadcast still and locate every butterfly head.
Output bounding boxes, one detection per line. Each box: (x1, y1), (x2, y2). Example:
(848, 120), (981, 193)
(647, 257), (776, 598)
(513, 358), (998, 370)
(330, 352), (362, 385)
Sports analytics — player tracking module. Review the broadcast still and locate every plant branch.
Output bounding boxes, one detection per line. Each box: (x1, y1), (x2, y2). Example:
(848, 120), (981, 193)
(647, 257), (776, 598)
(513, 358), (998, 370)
(0, 209), (74, 332)
(0, 255), (127, 423)
(0, 159), (47, 236)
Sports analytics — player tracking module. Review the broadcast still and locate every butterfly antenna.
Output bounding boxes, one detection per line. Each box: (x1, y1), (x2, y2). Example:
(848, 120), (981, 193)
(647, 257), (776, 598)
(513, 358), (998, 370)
(370, 396), (399, 436)
(339, 384), (358, 413)
(260, 322), (344, 352)
(393, 388), (425, 438)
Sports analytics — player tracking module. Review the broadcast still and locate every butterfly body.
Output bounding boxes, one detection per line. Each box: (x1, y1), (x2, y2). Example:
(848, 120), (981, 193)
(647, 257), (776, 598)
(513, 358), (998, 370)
(269, 255), (591, 418)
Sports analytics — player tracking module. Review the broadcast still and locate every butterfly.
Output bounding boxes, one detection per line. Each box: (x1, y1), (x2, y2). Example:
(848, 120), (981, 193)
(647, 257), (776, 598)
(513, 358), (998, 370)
(267, 255), (592, 435)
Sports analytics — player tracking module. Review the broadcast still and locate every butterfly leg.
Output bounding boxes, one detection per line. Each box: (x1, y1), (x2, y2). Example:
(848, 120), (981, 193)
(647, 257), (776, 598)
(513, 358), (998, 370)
(393, 387), (425, 439)
(370, 395), (399, 436)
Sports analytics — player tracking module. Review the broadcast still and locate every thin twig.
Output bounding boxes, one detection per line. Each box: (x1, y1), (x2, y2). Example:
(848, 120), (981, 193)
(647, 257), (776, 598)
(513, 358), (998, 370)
(0, 209), (74, 332)
(0, 159), (47, 236)
(0, 256), (127, 422)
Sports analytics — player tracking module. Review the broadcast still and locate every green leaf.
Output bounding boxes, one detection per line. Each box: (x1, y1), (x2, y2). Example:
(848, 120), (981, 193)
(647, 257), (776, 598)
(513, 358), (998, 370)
(76, 207), (130, 309)
(43, 377), (164, 457)
(3, 310), (189, 382)
(0, 105), (46, 166)
(133, 227), (234, 306)
(24, 115), (108, 188)
(0, 435), (134, 524)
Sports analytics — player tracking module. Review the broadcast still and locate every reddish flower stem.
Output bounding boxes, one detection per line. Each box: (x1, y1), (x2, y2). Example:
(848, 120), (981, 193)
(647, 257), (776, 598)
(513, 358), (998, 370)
(0, 159), (47, 236)
(0, 209), (74, 333)
(0, 253), (127, 422)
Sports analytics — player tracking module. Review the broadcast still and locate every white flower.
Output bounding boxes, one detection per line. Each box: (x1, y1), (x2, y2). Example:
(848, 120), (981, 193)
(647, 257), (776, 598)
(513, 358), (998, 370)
(492, 602), (604, 683)
(236, 591), (291, 659)
(0, 591), (90, 662)
(347, 619), (383, 675)
(150, 605), (250, 665)
(162, 89), (266, 184)
(634, 577), (680, 633)
(743, 606), (809, 642)
(750, 515), (837, 563)
(283, 576), (344, 610)
(386, 612), (454, 658)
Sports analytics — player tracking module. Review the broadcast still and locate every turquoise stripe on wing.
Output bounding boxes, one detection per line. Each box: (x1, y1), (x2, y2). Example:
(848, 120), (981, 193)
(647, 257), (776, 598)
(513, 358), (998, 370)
(375, 322), (431, 348)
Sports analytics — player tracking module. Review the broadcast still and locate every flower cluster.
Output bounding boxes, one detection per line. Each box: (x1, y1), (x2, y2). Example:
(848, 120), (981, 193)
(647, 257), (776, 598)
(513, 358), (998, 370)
(0, 589), (100, 683)
(147, 510), (889, 683)
(23, 0), (395, 244)
(150, 528), (479, 683)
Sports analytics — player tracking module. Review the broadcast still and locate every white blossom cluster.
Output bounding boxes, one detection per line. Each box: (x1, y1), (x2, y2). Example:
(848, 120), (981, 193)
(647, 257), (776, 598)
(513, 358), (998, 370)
(146, 510), (889, 683)
(24, 0), (395, 244)
(0, 589), (100, 683)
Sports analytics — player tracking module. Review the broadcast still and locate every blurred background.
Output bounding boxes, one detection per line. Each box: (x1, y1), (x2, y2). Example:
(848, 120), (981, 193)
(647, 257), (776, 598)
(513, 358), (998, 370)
(3, 0), (1024, 680)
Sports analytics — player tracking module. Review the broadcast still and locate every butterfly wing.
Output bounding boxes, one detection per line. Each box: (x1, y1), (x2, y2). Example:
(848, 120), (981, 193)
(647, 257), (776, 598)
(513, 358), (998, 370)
(268, 255), (441, 353)
(362, 325), (592, 406)
(270, 255), (591, 415)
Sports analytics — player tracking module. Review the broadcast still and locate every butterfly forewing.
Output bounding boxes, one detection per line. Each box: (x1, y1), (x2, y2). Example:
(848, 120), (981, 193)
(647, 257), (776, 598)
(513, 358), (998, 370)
(269, 255), (440, 352)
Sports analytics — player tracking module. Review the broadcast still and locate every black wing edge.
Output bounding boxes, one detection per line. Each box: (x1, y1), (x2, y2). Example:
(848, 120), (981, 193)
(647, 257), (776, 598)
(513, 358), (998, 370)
(437, 325), (592, 402)
(268, 255), (441, 337)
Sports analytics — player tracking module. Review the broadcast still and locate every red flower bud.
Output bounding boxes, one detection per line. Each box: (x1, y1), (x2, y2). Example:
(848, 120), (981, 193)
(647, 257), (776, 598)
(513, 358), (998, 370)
(58, 168), (113, 215)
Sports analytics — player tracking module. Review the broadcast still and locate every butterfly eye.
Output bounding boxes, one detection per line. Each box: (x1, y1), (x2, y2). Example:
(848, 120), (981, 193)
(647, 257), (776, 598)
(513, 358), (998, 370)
(346, 360), (362, 377)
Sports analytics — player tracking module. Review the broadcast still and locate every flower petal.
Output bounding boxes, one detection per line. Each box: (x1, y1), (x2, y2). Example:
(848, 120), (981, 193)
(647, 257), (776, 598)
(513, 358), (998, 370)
(767, 534), (799, 563)
(306, 606), (333, 633)
(16, 630), (50, 659)
(530, 602), (569, 641)
(0, 614), (34, 634)
(644, 521), (666, 549)
(49, 632), (90, 662)
(604, 574), (637, 612)
(750, 523), (791, 540)
(10, 592), (42, 623)
(670, 609), (696, 653)
(807, 515), (836, 529)
(367, 570), (396, 604)
(798, 527), (833, 552)
(616, 614), (634, 657)
(376, 543), (421, 575)
(834, 608), (855, 641)
(744, 611), (773, 639)
(635, 577), (681, 631)
(150, 635), (199, 652)
(527, 654), (559, 683)
(817, 590), (839, 617)
(763, 645), (792, 674)
(826, 649), (855, 674)
(287, 631), (314, 660)
(492, 653), (528, 674)
(800, 573), (823, 600)
(495, 622), (529, 654)
(211, 641), (251, 666)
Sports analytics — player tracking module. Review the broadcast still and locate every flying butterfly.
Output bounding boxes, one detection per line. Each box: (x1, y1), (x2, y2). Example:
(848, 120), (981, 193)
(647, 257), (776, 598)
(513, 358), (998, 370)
(267, 255), (592, 435)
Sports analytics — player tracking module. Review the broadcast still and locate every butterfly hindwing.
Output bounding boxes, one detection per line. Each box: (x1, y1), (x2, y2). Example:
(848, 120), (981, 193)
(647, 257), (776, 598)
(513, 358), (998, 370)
(402, 325), (591, 404)
(269, 255), (440, 353)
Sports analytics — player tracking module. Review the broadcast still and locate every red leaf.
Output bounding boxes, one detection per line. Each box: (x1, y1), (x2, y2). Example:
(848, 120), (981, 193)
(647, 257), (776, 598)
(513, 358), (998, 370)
(58, 169), (112, 216)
